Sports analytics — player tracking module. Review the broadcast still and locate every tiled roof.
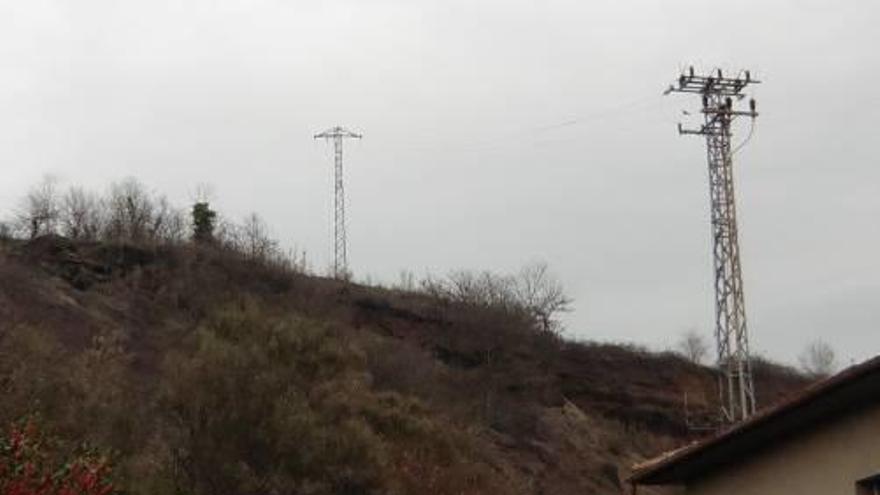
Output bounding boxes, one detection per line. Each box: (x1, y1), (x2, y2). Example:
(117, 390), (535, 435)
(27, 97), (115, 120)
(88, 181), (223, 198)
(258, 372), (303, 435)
(630, 355), (880, 485)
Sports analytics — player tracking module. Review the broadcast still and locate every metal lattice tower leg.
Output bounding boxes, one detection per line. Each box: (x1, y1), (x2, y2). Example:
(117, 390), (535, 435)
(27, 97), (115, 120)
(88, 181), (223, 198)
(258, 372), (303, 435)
(666, 68), (759, 424)
(315, 126), (362, 279)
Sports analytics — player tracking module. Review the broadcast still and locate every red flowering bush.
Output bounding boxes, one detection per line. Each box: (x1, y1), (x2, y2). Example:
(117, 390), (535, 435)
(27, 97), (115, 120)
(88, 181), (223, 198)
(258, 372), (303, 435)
(0, 420), (117, 495)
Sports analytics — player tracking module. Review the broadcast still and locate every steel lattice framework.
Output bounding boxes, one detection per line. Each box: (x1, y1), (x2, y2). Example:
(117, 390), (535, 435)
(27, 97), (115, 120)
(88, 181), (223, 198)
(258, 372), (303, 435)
(315, 126), (362, 279)
(666, 68), (760, 424)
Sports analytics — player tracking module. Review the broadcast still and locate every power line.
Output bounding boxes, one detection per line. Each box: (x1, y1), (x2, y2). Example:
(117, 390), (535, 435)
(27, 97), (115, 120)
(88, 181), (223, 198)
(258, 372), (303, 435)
(732, 119), (757, 156)
(386, 93), (665, 154)
(314, 126), (362, 280)
(667, 67), (760, 425)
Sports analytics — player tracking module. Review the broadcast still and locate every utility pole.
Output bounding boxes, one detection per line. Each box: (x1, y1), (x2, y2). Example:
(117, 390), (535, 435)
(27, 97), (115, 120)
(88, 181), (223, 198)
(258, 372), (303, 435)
(666, 68), (760, 424)
(314, 126), (362, 279)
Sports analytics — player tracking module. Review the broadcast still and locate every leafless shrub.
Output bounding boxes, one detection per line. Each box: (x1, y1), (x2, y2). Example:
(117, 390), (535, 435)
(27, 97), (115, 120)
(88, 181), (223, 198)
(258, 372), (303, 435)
(212, 213), (306, 275)
(798, 339), (837, 378)
(15, 176), (61, 239)
(675, 329), (710, 365)
(422, 270), (516, 310)
(421, 261), (571, 334)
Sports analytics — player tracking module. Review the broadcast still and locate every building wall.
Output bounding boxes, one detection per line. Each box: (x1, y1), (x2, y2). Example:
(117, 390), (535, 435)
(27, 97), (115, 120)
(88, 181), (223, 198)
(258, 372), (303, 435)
(686, 401), (880, 495)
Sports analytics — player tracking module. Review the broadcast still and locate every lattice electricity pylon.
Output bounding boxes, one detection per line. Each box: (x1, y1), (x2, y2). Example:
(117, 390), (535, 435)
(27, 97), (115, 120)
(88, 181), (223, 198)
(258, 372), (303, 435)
(314, 126), (362, 279)
(666, 68), (760, 424)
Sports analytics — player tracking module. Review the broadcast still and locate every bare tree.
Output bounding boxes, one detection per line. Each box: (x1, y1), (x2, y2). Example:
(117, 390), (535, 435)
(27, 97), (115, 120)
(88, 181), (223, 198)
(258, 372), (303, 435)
(151, 195), (187, 243)
(676, 329), (710, 364)
(514, 261), (572, 333)
(60, 186), (105, 241)
(240, 213), (278, 262)
(396, 269), (417, 291)
(798, 340), (837, 378)
(214, 216), (241, 250)
(16, 176), (61, 239)
(105, 178), (156, 242)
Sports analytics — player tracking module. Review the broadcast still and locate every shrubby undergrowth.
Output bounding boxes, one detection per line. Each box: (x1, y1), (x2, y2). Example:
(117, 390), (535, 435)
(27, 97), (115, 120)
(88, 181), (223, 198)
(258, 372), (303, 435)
(0, 299), (517, 495)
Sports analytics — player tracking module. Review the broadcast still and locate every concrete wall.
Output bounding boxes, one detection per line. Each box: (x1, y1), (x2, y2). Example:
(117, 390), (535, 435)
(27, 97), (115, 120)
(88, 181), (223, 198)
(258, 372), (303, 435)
(686, 401), (880, 495)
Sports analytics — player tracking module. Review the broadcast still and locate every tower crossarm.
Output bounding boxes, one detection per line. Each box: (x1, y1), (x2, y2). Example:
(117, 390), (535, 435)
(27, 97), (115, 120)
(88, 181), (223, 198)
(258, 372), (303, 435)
(315, 127), (363, 140)
(664, 68), (760, 97)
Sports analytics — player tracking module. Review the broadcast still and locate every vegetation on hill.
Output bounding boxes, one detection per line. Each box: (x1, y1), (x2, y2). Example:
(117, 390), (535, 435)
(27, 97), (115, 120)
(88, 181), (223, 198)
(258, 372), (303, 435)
(0, 178), (810, 494)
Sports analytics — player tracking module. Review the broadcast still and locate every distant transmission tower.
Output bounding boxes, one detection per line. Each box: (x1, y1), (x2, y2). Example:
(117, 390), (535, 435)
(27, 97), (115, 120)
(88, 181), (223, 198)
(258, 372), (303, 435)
(314, 126), (362, 279)
(666, 68), (760, 424)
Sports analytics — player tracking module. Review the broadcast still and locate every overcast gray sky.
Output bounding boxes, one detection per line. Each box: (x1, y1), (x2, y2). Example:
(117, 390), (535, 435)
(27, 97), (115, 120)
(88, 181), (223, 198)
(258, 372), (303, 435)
(1, 0), (878, 367)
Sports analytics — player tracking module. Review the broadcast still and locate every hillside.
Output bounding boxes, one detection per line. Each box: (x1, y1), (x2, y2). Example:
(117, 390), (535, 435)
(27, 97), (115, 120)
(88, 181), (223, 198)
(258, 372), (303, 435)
(0, 235), (809, 495)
